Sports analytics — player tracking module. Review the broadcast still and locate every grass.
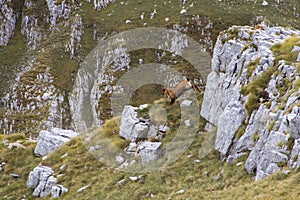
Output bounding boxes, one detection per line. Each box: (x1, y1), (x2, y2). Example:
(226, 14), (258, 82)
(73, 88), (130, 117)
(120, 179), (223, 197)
(2, 131), (300, 199)
(271, 36), (300, 63)
(241, 66), (277, 116)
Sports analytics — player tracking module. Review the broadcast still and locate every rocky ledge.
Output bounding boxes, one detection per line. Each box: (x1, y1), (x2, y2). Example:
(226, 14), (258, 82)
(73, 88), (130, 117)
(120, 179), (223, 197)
(201, 24), (300, 180)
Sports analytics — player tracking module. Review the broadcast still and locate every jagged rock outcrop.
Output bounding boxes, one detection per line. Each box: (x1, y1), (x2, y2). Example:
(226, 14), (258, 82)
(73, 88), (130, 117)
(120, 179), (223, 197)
(201, 24), (300, 180)
(0, 0), (17, 46)
(120, 105), (168, 141)
(120, 105), (166, 164)
(27, 165), (68, 198)
(34, 127), (79, 156)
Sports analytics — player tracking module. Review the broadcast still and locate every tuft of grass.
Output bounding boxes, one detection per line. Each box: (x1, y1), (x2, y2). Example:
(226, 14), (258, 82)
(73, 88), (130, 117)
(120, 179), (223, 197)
(235, 123), (247, 139)
(253, 132), (259, 143)
(271, 36), (300, 63)
(246, 58), (260, 78)
(242, 66), (277, 116)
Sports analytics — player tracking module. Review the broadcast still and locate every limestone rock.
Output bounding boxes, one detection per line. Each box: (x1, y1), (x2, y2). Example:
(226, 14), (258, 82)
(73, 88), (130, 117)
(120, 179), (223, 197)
(215, 101), (246, 156)
(201, 24), (300, 180)
(34, 127), (79, 156)
(27, 165), (67, 198)
(120, 105), (169, 141)
(119, 105), (146, 141)
(0, 0), (17, 46)
(140, 142), (163, 164)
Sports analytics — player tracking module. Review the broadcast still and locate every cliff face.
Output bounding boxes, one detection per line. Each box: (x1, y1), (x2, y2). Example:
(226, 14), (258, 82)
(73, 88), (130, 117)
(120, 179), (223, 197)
(0, 0), (17, 46)
(201, 24), (300, 180)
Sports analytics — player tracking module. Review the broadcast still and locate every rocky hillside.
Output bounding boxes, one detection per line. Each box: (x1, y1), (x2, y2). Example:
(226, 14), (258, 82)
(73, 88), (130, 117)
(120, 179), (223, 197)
(201, 24), (300, 180)
(1, 0), (300, 137)
(1, 0), (300, 199)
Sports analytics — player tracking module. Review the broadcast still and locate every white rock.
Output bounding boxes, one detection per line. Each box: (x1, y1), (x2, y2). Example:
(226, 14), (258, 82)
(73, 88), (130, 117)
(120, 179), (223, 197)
(165, 17), (170, 22)
(262, 1), (268, 6)
(140, 142), (163, 164)
(34, 128), (79, 156)
(116, 155), (125, 164)
(77, 184), (90, 193)
(129, 176), (139, 181)
(180, 9), (187, 15)
(139, 104), (148, 110)
(176, 189), (185, 194)
(180, 100), (193, 107)
(125, 19), (131, 24)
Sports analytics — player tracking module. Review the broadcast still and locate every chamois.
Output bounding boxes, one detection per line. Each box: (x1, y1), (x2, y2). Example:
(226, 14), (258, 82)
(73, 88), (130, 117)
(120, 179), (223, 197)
(163, 78), (200, 105)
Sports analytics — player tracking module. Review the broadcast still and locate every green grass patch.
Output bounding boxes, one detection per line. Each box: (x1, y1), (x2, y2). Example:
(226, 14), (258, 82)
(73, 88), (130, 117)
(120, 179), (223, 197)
(271, 36), (300, 63)
(242, 66), (277, 116)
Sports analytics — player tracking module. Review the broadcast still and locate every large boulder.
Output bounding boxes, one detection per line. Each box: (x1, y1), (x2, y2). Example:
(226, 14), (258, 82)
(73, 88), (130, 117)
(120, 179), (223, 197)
(119, 105), (169, 141)
(140, 142), (163, 164)
(119, 105), (148, 141)
(27, 165), (68, 198)
(34, 127), (79, 156)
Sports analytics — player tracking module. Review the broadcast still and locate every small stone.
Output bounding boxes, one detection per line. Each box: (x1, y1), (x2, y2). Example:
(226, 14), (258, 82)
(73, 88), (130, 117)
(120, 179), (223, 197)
(60, 153), (68, 159)
(116, 155), (125, 164)
(262, 0), (268, 6)
(292, 46), (300, 52)
(116, 179), (126, 186)
(0, 162), (6, 171)
(180, 8), (187, 15)
(159, 125), (170, 133)
(236, 162), (243, 166)
(51, 185), (68, 198)
(42, 156), (48, 161)
(95, 144), (101, 150)
(204, 171), (209, 176)
(89, 146), (95, 152)
(181, 100), (193, 107)
(125, 19), (131, 24)
(129, 176), (139, 181)
(165, 17), (170, 22)
(176, 189), (185, 194)
(139, 104), (148, 110)
(194, 159), (201, 163)
(184, 120), (191, 127)
(284, 170), (291, 175)
(59, 164), (66, 171)
(77, 184), (90, 193)
(10, 173), (20, 178)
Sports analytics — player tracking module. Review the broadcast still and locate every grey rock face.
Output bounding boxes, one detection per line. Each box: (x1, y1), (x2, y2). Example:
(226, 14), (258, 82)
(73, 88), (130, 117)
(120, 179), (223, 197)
(27, 165), (68, 198)
(0, 0), (17, 46)
(201, 24), (300, 180)
(34, 127), (79, 156)
(215, 101), (246, 156)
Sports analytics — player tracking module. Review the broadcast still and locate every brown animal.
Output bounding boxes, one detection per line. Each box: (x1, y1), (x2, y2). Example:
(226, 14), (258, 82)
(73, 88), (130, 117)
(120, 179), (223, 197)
(163, 78), (200, 105)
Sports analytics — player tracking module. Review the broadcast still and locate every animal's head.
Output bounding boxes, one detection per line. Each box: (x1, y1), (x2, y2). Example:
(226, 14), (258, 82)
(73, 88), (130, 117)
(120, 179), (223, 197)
(162, 88), (168, 95)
